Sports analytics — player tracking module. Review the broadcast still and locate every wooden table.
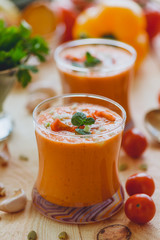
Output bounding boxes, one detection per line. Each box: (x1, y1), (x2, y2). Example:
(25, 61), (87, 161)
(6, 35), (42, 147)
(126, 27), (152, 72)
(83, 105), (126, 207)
(0, 53), (160, 240)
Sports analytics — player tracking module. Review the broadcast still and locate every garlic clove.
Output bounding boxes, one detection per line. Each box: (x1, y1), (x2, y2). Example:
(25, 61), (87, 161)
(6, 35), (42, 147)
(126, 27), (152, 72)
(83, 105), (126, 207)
(28, 81), (56, 97)
(0, 188), (27, 213)
(0, 143), (10, 166)
(26, 92), (50, 114)
(0, 183), (6, 197)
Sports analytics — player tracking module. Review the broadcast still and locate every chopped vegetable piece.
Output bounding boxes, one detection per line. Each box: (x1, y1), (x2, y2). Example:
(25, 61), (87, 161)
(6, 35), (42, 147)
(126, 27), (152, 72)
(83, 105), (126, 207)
(44, 122), (50, 128)
(51, 119), (75, 132)
(65, 54), (85, 62)
(84, 125), (90, 132)
(94, 110), (115, 121)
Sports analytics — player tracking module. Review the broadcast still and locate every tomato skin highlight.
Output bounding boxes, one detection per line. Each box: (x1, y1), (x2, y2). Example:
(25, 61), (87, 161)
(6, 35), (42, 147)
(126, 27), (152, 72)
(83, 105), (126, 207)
(122, 128), (148, 158)
(126, 173), (155, 197)
(125, 194), (156, 224)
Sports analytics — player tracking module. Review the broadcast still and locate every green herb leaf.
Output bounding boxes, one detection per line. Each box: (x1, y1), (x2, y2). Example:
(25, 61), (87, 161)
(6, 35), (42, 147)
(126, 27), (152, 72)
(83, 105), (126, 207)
(84, 117), (95, 125)
(71, 112), (87, 127)
(84, 52), (101, 67)
(75, 128), (91, 135)
(17, 69), (31, 88)
(0, 20), (49, 87)
(19, 64), (38, 73)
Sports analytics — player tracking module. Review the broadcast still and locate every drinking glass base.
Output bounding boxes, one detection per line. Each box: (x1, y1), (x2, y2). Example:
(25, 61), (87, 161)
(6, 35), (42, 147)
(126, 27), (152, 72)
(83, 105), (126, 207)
(32, 186), (124, 224)
(0, 114), (13, 141)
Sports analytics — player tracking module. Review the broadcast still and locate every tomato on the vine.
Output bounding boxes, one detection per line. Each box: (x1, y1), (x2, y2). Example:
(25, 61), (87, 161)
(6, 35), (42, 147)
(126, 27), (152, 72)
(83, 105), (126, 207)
(122, 128), (148, 159)
(126, 173), (155, 196)
(125, 194), (156, 224)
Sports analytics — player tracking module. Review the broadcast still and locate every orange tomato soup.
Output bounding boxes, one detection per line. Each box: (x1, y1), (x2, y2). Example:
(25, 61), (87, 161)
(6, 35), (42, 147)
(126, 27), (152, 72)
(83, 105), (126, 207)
(35, 103), (123, 207)
(55, 43), (135, 124)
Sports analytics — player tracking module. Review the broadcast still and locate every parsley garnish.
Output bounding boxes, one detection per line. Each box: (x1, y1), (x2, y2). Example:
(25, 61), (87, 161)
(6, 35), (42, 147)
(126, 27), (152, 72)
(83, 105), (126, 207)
(71, 112), (95, 135)
(84, 52), (101, 67)
(0, 20), (49, 87)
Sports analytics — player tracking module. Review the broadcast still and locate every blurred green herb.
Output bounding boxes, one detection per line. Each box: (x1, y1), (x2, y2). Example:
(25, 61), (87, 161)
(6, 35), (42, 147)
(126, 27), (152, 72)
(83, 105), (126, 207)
(84, 52), (101, 67)
(0, 20), (49, 87)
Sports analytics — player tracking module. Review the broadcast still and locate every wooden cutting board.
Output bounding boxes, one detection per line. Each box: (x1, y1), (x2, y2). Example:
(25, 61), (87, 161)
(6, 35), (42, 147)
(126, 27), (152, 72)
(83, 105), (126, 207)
(0, 53), (160, 240)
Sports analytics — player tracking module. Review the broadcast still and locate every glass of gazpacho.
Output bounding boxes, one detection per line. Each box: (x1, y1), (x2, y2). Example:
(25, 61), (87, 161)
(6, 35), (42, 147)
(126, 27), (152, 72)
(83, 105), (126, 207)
(54, 39), (136, 129)
(32, 93), (126, 223)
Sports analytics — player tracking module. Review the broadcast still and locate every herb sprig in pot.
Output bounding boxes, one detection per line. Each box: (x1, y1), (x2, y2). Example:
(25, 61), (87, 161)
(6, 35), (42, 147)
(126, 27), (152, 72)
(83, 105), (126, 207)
(0, 19), (49, 87)
(0, 19), (49, 141)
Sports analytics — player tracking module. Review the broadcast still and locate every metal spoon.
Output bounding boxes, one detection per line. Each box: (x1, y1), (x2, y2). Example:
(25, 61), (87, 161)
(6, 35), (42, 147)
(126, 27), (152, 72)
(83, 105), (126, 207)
(144, 109), (160, 142)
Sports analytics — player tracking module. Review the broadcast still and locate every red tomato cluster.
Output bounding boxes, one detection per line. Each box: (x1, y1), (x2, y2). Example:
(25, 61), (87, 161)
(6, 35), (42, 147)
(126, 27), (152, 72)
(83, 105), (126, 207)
(122, 128), (148, 159)
(125, 173), (156, 224)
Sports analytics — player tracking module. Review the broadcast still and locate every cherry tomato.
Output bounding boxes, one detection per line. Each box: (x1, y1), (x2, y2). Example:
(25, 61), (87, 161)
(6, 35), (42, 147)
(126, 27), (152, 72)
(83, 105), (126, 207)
(125, 194), (156, 224)
(122, 128), (148, 159)
(126, 173), (155, 196)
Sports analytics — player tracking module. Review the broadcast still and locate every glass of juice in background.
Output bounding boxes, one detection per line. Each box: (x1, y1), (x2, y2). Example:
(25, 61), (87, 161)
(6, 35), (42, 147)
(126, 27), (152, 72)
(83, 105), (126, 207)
(32, 93), (126, 223)
(54, 39), (136, 129)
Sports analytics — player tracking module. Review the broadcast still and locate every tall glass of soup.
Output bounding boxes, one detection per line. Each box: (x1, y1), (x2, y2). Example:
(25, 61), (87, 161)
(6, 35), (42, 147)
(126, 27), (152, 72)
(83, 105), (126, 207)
(54, 39), (136, 129)
(32, 93), (126, 224)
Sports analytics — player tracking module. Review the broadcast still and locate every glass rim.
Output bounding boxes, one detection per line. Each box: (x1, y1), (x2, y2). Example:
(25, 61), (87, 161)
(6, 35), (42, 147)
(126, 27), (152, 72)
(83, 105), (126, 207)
(54, 38), (137, 74)
(33, 93), (126, 138)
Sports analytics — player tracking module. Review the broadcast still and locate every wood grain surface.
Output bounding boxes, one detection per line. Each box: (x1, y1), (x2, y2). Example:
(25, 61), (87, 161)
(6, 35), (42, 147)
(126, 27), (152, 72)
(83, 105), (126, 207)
(0, 53), (160, 240)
